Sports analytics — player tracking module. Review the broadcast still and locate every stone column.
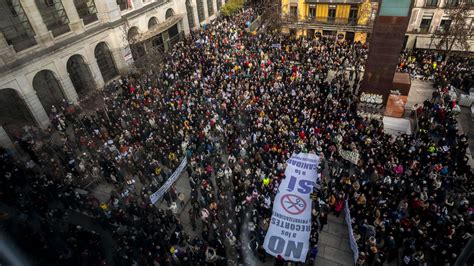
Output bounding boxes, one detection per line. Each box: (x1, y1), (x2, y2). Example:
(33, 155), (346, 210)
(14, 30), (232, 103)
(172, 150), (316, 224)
(62, 0), (85, 33)
(0, 126), (15, 152)
(212, 0), (218, 17)
(87, 56), (105, 88)
(20, 0), (53, 45)
(203, 0), (209, 23)
(95, 0), (122, 23)
(0, 32), (16, 65)
(59, 74), (80, 104)
(192, 1), (200, 28)
(23, 91), (50, 129)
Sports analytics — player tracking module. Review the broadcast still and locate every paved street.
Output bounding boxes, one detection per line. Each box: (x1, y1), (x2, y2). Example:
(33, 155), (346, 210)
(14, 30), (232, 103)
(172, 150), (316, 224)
(315, 214), (354, 266)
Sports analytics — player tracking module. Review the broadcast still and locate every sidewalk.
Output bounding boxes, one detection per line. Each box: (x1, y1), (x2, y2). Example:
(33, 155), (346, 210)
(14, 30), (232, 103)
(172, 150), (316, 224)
(314, 214), (354, 266)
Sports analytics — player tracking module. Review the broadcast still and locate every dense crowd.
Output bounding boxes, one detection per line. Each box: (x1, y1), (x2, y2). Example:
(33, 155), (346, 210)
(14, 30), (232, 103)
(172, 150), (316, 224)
(1, 6), (473, 266)
(397, 49), (473, 92)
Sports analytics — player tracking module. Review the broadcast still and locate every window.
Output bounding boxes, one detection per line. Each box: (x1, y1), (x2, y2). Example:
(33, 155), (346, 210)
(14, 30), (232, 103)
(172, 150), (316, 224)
(328, 5), (336, 23)
(73, 0), (98, 25)
(349, 5), (358, 24)
(309, 5), (316, 19)
(425, 0), (438, 7)
(165, 8), (174, 19)
(419, 14), (433, 33)
(445, 0), (459, 8)
(290, 5), (297, 20)
(35, 0), (70, 37)
(0, 0), (37, 51)
(439, 19), (451, 31)
(116, 0), (131, 11)
(44, 0), (54, 7)
(186, 0), (195, 29)
(207, 0), (214, 17)
(197, 0), (205, 22)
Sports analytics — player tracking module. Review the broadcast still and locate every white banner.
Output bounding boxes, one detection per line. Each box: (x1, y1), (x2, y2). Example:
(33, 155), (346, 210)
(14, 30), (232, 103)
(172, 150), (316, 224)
(263, 153), (320, 262)
(338, 146), (359, 165)
(150, 157), (187, 204)
(344, 200), (359, 263)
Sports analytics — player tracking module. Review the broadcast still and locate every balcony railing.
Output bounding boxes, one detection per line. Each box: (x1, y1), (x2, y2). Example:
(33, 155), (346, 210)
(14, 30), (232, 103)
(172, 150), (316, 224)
(82, 13), (99, 25)
(419, 26), (430, 33)
(287, 16), (360, 26)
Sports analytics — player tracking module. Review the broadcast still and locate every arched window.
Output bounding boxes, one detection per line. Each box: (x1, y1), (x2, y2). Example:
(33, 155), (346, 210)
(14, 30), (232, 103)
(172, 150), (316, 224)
(67, 55), (95, 97)
(33, 70), (66, 115)
(197, 0), (205, 22)
(95, 42), (118, 82)
(127, 26), (139, 42)
(165, 8), (174, 19)
(127, 27), (145, 60)
(207, 0), (214, 17)
(186, 0), (195, 29)
(148, 17), (158, 29)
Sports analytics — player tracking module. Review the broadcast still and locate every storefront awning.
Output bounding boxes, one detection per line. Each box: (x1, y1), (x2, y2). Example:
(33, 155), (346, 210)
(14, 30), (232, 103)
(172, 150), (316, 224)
(131, 14), (184, 44)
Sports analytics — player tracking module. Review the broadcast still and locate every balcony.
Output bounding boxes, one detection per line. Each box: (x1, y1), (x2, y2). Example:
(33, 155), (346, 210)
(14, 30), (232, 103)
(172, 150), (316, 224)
(419, 26), (430, 34)
(286, 16), (362, 27)
(305, 0), (363, 3)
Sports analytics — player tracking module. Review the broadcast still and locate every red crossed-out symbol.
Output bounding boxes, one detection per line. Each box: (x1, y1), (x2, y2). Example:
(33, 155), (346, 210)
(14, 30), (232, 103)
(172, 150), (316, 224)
(281, 194), (307, 215)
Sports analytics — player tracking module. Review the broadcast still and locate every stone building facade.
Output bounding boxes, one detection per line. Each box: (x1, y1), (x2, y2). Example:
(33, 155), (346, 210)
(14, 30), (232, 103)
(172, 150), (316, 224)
(0, 0), (224, 148)
(405, 0), (474, 51)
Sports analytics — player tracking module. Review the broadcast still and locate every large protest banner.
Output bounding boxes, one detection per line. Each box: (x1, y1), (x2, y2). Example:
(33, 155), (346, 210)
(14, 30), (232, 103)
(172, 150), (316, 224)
(263, 153), (320, 262)
(344, 200), (359, 263)
(149, 157), (187, 204)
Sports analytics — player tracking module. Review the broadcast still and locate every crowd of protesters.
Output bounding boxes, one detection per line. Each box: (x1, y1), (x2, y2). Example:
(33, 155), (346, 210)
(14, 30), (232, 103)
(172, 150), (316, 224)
(397, 49), (473, 93)
(1, 5), (473, 266)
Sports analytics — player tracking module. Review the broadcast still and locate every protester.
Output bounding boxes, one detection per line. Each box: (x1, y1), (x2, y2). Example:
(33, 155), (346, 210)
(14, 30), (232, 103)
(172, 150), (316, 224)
(1, 5), (472, 266)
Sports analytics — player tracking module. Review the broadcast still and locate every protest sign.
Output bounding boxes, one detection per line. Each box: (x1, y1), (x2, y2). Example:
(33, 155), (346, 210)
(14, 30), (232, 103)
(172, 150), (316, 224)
(150, 157), (187, 204)
(338, 146), (359, 165)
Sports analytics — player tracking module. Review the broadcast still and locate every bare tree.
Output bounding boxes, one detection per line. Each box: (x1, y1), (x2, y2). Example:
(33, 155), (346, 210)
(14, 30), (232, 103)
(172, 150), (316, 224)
(119, 20), (167, 75)
(433, 1), (473, 63)
(259, 0), (283, 32)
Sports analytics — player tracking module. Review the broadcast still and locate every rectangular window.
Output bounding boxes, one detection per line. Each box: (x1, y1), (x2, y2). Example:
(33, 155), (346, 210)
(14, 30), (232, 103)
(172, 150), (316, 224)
(419, 14), (432, 33)
(116, 0), (131, 11)
(445, 0), (459, 8)
(439, 19), (451, 31)
(328, 5), (336, 23)
(73, 0), (98, 25)
(425, 0), (438, 7)
(0, 0), (37, 51)
(290, 5), (298, 20)
(35, 0), (70, 37)
(309, 5), (316, 19)
(349, 5), (358, 24)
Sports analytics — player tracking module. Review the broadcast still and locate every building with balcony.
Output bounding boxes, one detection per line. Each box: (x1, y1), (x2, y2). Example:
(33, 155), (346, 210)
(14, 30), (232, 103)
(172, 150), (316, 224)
(405, 0), (474, 51)
(280, 0), (376, 43)
(0, 0), (225, 146)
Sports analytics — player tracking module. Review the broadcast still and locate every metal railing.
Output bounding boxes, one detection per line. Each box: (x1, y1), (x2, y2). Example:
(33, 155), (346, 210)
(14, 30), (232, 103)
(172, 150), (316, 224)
(286, 16), (361, 26)
(419, 26), (431, 34)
